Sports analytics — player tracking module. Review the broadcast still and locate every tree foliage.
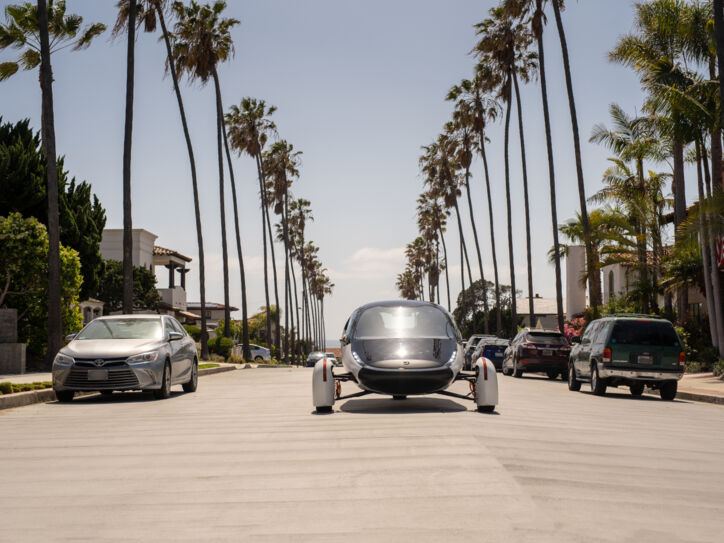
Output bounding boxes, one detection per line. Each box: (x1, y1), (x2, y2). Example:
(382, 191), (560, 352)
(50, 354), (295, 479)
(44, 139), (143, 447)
(94, 260), (161, 314)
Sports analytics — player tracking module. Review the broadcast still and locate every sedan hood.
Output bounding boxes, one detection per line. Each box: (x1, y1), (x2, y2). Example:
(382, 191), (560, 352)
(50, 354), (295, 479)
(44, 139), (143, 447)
(62, 339), (163, 359)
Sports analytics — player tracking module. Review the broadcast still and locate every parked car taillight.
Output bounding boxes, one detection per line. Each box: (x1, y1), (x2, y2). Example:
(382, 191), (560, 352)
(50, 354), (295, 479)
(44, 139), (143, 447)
(603, 347), (612, 364)
(521, 344), (537, 356)
(679, 351), (685, 367)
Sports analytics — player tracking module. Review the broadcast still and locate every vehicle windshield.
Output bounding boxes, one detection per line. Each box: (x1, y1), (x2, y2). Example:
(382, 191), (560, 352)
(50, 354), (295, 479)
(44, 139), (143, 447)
(307, 352), (325, 360)
(526, 332), (568, 345)
(76, 319), (163, 340)
(610, 321), (680, 347)
(354, 305), (457, 340)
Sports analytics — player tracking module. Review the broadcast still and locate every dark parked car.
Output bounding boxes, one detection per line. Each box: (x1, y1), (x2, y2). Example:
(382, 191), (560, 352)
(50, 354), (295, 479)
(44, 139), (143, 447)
(468, 338), (509, 371)
(568, 315), (684, 400)
(502, 328), (570, 379)
(464, 334), (496, 368)
(305, 351), (326, 367)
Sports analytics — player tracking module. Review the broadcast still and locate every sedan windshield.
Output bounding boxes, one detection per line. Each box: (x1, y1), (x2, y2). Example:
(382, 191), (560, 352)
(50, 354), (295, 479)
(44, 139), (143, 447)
(526, 332), (568, 345)
(354, 305), (456, 340)
(76, 319), (163, 340)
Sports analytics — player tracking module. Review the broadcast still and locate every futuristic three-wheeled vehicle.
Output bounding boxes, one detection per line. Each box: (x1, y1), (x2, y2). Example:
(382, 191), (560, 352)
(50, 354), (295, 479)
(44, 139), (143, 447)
(312, 300), (498, 413)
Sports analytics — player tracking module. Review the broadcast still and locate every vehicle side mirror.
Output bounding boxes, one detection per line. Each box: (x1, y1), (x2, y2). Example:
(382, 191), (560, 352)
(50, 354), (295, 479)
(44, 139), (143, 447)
(168, 331), (183, 341)
(571, 336), (581, 344)
(65, 333), (77, 342)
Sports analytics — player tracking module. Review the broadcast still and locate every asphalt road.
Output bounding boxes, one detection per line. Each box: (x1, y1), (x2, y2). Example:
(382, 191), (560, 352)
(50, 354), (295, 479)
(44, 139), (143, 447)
(1, 368), (723, 542)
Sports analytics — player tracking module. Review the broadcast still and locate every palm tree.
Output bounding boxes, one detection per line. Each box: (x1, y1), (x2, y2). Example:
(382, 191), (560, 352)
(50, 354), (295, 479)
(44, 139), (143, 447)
(550, 0), (600, 312)
(1, 1), (104, 361)
(225, 98), (278, 354)
(264, 140), (302, 362)
(114, 0), (211, 359)
(121, 0), (136, 314)
(416, 191), (449, 308)
(288, 198), (313, 355)
(445, 96), (489, 332)
(448, 73), (504, 334)
(172, 0), (239, 338)
(715, 0), (724, 147)
(504, 0), (565, 332)
(474, 7), (536, 335)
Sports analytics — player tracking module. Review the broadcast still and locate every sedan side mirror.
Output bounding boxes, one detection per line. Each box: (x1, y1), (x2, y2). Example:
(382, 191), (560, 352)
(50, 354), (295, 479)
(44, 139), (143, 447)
(168, 331), (184, 341)
(570, 336), (581, 344)
(64, 333), (77, 342)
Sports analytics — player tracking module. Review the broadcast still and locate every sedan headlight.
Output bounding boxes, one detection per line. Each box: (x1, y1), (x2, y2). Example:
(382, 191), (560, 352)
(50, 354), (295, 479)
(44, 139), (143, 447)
(53, 352), (74, 366)
(127, 351), (159, 364)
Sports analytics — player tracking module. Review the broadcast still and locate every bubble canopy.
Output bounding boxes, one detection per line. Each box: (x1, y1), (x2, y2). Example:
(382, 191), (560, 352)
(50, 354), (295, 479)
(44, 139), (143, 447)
(353, 304), (458, 340)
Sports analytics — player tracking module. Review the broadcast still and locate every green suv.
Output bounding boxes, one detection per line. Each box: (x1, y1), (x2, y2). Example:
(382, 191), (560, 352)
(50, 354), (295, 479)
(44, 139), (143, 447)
(568, 315), (685, 400)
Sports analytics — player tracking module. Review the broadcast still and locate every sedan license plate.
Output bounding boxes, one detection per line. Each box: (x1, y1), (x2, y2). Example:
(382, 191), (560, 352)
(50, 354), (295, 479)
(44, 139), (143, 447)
(542, 349), (553, 357)
(87, 369), (108, 381)
(637, 355), (654, 365)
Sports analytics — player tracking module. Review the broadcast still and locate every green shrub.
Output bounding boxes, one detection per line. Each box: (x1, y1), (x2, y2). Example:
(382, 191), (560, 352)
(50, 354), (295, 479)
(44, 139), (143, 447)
(713, 359), (724, 378)
(0, 382), (13, 395)
(183, 324), (202, 342)
(208, 336), (234, 359)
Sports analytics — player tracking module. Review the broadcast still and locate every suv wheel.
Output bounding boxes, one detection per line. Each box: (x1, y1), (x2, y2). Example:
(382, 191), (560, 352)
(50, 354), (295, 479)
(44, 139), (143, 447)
(513, 358), (523, 378)
(568, 364), (581, 391)
(660, 381), (677, 401)
(591, 364), (607, 396)
(629, 383), (644, 396)
(546, 370), (558, 380)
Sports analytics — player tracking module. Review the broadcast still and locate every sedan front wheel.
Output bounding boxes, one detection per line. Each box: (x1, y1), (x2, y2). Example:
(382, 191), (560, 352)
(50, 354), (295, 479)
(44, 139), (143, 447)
(153, 362), (172, 400)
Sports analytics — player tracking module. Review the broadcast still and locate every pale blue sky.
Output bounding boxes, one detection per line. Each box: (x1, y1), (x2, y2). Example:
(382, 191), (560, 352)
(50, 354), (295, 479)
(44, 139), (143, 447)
(0, 1), (698, 340)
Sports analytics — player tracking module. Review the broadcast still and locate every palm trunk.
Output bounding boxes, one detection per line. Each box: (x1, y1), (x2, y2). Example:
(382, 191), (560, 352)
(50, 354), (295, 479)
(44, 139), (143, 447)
(453, 199), (474, 289)
(512, 72), (535, 327)
(463, 160), (489, 333)
(702, 140), (724, 355)
(258, 158), (282, 352)
(551, 0), (599, 312)
(459, 235), (465, 296)
(290, 255), (301, 362)
(254, 155), (272, 349)
(157, 8), (209, 359)
(283, 191), (291, 362)
(695, 139), (718, 349)
(672, 138), (687, 322)
(38, 0), (62, 363)
(636, 159), (650, 314)
(480, 131), (502, 334)
(439, 226), (451, 311)
(122, 0), (136, 315)
(535, 22), (564, 332)
(220, 98), (251, 359)
(211, 69), (231, 337)
(503, 87), (517, 337)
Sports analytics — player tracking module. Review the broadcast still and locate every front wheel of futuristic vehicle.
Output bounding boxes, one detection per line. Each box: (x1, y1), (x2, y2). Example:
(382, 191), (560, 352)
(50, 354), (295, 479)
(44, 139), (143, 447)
(660, 381), (677, 401)
(474, 358), (498, 413)
(153, 362), (172, 400)
(312, 357), (335, 413)
(55, 390), (74, 402)
(183, 359), (198, 393)
(568, 364), (581, 392)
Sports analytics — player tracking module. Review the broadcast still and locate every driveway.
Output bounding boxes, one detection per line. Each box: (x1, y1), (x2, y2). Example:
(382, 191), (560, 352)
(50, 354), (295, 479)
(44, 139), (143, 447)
(1, 368), (723, 542)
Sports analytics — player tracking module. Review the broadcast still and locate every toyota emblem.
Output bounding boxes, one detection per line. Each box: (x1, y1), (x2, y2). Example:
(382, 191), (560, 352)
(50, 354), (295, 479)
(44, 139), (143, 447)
(94, 359), (105, 367)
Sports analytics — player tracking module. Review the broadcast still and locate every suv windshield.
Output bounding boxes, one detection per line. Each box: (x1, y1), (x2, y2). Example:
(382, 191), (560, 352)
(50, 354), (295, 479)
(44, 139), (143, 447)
(76, 319), (162, 340)
(354, 305), (456, 340)
(610, 321), (680, 346)
(526, 332), (567, 345)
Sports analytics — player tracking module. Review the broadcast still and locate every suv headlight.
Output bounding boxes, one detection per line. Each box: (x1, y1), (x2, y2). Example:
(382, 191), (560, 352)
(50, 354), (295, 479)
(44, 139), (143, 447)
(53, 352), (74, 366)
(127, 351), (159, 364)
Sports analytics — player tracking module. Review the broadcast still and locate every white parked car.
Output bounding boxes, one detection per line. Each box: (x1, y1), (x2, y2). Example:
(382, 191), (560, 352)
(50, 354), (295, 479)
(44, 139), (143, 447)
(249, 344), (271, 361)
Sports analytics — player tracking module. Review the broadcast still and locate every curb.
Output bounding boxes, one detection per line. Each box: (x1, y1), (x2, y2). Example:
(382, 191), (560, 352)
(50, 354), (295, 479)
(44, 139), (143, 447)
(0, 364), (237, 411)
(644, 388), (724, 406)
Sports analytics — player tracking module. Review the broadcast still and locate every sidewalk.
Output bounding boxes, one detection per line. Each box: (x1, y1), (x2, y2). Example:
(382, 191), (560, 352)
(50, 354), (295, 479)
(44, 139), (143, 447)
(676, 372), (724, 405)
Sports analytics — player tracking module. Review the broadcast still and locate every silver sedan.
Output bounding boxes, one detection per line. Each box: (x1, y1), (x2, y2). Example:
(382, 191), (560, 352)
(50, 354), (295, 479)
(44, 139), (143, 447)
(52, 315), (198, 402)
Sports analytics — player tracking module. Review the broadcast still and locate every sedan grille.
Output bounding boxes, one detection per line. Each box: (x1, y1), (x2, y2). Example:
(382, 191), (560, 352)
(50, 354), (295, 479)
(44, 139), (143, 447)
(64, 364), (139, 389)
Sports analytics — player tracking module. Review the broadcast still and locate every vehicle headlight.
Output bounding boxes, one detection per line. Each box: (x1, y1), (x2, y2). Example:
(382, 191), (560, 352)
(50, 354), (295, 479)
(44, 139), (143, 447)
(127, 351), (159, 364)
(53, 352), (74, 366)
(352, 351), (364, 366)
(446, 350), (457, 365)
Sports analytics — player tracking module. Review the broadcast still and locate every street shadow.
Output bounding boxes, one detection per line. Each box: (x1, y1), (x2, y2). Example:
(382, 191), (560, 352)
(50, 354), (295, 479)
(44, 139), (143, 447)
(51, 390), (186, 405)
(578, 390), (688, 403)
(339, 396), (468, 414)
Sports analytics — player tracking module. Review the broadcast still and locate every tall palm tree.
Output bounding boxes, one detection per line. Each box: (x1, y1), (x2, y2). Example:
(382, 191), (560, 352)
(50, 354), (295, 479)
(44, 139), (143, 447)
(504, 0), (565, 331)
(1, 0), (104, 361)
(474, 7), (535, 335)
(416, 191), (449, 308)
(225, 98), (278, 353)
(172, 0), (239, 338)
(115, 0), (211, 359)
(448, 73), (504, 334)
(264, 140), (301, 362)
(715, 0), (724, 148)
(121, 0), (136, 315)
(288, 198), (313, 355)
(550, 0), (600, 312)
(445, 96), (489, 332)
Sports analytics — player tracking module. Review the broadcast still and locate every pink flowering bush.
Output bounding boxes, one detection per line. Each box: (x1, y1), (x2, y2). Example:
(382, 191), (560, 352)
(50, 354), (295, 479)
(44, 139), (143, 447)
(563, 317), (586, 343)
